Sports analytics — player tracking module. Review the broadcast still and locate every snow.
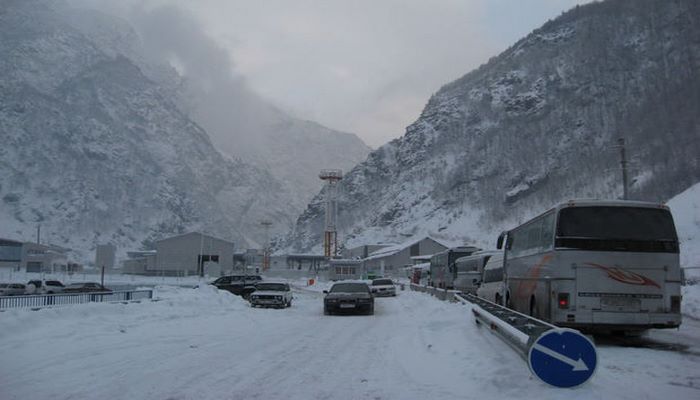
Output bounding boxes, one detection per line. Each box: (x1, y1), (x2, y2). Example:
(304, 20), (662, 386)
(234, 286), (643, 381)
(1, 283), (700, 399)
(668, 182), (700, 270)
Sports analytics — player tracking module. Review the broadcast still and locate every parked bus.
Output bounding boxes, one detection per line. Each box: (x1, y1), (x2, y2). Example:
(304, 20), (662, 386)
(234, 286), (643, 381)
(429, 246), (480, 289)
(496, 200), (682, 333)
(453, 251), (500, 295)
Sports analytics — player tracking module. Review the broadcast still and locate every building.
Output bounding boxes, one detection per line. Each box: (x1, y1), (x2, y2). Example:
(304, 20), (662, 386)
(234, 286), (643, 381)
(122, 232), (235, 276)
(342, 244), (395, 260)
(0, 238), (73, 273)
(95, 244), (116, 271)
(122, 251), (157, 275)
(329, 259), (364, 280)
(362, 237), (448, 277)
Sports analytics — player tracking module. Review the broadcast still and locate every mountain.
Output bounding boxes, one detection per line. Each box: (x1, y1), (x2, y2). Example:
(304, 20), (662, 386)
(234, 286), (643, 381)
(123, 3), (371, 212)
(282, 0), (700, 253)
(0, 1), (298, 260)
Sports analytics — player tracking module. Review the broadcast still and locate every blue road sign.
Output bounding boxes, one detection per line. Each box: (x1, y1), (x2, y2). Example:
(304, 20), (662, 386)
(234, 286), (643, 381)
(528, 328), (597, 388)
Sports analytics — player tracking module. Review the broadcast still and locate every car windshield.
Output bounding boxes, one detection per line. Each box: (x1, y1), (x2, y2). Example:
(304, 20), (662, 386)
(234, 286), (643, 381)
(372, 279), (393, 286)
(330, 283), (369, 293)
(256, 283), (287, 291)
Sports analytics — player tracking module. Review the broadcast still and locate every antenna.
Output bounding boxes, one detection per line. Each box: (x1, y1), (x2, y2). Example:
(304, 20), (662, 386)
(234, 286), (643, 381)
(319, 169), (343, 258)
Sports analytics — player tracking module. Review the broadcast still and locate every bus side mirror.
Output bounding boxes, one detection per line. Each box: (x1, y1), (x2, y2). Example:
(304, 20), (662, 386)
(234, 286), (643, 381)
(497, 232), (505, 249)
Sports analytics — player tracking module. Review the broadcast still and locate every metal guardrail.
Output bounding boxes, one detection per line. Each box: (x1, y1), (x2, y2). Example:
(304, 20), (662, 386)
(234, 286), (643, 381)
(0, 290), (154, 310)
(455, 292), (557, 359)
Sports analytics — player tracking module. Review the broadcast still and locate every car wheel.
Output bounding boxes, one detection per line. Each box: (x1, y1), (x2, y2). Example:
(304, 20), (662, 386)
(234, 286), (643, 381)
(324, 307), (330, 315)
(287, 300), (292, 308)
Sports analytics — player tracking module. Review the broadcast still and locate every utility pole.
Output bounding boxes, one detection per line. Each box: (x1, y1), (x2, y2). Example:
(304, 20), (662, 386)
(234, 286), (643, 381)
(36, 224), (41, 244)
(618, 137), (629, 200)
(260, 221), (272, 271)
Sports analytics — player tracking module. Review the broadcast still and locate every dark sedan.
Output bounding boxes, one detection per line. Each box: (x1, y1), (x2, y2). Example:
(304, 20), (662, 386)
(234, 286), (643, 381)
(323, 282), (374, 315)
(62, 282), (111, 293)
(211, 275), (263, 297)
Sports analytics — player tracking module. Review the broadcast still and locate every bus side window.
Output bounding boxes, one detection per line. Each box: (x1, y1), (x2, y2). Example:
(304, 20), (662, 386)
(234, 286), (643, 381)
(540, 212), (555, 251)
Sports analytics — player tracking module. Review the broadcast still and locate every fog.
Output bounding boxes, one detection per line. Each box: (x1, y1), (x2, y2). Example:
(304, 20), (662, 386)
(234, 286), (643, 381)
(69, 0), (586, 148)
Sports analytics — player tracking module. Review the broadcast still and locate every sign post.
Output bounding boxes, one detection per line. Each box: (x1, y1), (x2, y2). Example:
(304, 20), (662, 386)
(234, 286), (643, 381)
(528, 328), (597, 388)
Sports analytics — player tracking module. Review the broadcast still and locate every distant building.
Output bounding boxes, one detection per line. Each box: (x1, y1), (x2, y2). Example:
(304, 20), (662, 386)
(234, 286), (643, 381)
(342, 244), (395, 260)
(95, 244), (116, 271)
(122, 232), (235, 276)
(0, 238), (75, 273)
(362, 237), (448, 277)
(329, 259), (364, 280)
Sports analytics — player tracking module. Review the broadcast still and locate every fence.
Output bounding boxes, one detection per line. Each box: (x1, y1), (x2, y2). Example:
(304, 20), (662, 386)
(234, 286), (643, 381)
(0, 290), (153, 310)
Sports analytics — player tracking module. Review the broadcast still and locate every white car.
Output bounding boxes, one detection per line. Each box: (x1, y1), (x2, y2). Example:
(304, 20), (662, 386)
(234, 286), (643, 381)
(249, 282), (293, 308)
(370, 278), (396, 297)
(26, 280), (65, 294)
(0, 283), (26, 296)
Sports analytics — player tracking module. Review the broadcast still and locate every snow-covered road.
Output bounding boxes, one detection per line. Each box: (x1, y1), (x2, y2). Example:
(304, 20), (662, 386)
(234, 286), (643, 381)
(1, 285), (699, 400)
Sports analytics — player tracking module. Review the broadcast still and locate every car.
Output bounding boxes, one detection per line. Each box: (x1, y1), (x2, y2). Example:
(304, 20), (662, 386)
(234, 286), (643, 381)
(249, 282), (293, 308)
(62, 282), (111, 293)
(323, 281), (374, 315)
(0, 283), (26, 296)
(26, 280), (65, 294)
(211, 275), (263, 297)
(370, 278), (396, 297)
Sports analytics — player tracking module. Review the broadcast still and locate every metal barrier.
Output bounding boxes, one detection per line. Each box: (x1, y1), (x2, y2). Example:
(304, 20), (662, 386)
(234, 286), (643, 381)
(456, 293), (598, 388)
(0, 290), (154, 310)
(455, 292), (556, 358)
(409, 283), (460, 302)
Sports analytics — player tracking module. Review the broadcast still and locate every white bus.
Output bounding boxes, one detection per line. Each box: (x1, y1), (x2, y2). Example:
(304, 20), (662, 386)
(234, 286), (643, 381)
(496, 200), (682, 334)
(453, 251), (499, 295)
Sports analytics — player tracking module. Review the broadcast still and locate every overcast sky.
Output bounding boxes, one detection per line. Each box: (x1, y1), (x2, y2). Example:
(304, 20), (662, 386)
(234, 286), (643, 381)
(89, 0), (588, 148)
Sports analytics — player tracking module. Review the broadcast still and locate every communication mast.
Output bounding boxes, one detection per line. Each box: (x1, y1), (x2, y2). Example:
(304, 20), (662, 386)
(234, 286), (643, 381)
(319, 169), (343, 258)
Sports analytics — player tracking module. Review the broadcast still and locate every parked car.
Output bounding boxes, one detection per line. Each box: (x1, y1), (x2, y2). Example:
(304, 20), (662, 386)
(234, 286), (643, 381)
(211, 275), (263, 297)
(370, 278), (396, 297)
(323, 281), (374, 315)
(0, 283), (26, 296)
(62, 282), (111, 293)
(249, 282), (293, 308)
(26, 280), (65, 294)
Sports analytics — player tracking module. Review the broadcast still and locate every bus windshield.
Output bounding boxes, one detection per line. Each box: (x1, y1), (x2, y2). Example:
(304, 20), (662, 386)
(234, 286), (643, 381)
(556, 206), (678, 252)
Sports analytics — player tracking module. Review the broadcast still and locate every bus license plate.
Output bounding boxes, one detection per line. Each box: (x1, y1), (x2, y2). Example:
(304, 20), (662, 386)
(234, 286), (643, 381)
(340, 303), (356, 308)
(601, 297), (639, 309)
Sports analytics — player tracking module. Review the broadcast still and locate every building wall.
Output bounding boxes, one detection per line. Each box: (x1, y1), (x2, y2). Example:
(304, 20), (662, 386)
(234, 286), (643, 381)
(363, 238), (447, 277)
(21, 242), (68, 273)
(155, 233), (234, 275)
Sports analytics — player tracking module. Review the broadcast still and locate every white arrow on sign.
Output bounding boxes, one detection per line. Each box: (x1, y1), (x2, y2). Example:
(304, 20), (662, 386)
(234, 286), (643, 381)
(532, 343), (589, 371)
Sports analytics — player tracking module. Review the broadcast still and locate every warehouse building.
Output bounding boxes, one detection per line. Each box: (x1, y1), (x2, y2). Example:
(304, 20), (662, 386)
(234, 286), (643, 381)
(0, 238), (75, 273)
(123, 232), (235, 276)
(362, 236), (448, 277)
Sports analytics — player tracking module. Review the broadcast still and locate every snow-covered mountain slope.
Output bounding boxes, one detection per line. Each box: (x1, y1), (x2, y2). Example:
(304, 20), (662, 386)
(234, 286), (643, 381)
(0, 1), (297, 259)
(282, 0), (700, 253)
(120, 3), (371, 212)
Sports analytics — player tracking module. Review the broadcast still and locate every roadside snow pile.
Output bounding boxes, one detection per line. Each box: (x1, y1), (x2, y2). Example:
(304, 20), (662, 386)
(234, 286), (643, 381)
(668, 181), (700, 269)
(682, 284), (700, 320)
